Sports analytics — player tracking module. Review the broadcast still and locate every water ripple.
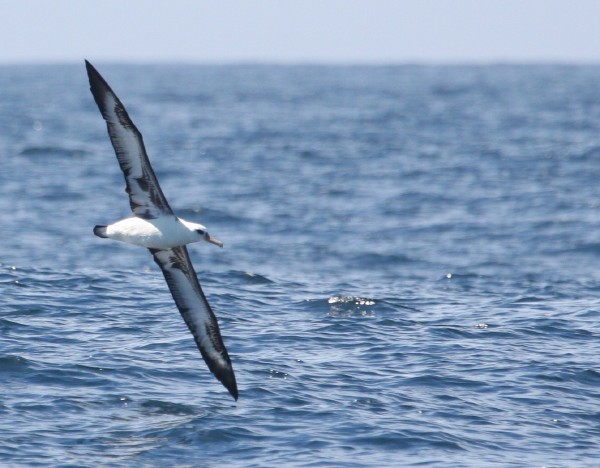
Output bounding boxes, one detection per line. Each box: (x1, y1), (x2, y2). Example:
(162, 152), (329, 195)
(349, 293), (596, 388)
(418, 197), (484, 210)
(2, 64), (600, 467)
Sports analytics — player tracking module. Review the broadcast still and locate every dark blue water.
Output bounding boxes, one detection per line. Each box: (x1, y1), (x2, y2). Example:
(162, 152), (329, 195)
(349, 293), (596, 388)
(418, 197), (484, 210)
(2, 64), (600, 466)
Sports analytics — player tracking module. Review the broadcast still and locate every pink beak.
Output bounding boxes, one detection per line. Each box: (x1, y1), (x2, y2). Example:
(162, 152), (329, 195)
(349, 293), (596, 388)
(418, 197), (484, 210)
(206, 234), (223, 248)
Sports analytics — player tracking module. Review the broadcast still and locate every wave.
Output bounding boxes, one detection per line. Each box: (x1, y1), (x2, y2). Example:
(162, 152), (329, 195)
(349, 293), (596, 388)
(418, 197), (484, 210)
(18, 145), (89, 158)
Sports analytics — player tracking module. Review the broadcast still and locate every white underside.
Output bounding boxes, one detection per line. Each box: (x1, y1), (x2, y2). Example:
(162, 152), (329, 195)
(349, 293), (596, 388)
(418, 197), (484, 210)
(106, 216), (202, 249)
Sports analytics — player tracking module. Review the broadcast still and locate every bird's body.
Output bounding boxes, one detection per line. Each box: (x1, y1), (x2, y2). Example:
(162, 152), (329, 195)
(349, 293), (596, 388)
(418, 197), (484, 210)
(96, 217), (218, 250)
(86, 60), (238, 401)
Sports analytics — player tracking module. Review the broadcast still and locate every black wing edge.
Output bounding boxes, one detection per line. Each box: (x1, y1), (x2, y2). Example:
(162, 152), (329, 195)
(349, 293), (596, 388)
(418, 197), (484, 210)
(149, 247), (239, 401)
(84, 59), (173, 218)
(85, 60), (137, 131)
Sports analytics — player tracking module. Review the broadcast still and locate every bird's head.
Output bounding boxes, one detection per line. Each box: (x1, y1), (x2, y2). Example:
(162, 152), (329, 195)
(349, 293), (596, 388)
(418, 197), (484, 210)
(183, 220), (223, 248)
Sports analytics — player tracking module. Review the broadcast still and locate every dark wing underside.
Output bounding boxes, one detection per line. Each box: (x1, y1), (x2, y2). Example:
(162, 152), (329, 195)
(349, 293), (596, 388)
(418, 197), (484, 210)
(150, 246), (238, 400)
(86, 60), (173, 219)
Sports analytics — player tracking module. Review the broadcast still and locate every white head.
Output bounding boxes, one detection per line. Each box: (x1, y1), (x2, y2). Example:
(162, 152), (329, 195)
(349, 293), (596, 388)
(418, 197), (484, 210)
(182, 220), (223, 248)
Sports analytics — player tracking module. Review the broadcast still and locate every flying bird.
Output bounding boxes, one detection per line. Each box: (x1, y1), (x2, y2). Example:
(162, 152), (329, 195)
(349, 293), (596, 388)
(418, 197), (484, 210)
(86, 60), (238, 400)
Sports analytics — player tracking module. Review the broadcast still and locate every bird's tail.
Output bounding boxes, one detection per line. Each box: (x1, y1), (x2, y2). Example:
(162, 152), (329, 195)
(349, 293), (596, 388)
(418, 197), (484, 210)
(93, 225), (109, 238)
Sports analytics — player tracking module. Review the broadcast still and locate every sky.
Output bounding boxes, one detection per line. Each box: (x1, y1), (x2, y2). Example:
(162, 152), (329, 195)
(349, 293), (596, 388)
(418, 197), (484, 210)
(0, 0), (599, 64)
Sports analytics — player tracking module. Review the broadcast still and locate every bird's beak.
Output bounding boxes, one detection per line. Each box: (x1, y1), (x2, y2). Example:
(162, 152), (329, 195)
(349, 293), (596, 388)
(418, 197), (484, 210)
(206, 234), (224, 248)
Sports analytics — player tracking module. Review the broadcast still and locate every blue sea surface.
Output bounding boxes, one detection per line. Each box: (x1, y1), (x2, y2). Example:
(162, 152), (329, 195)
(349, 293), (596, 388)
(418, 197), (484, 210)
(2, 64), (600, 466)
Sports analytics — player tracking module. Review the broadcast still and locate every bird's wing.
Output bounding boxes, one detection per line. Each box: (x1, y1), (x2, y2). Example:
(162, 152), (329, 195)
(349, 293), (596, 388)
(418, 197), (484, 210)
(86, 60), (173, 219)
(150, 246), (238, 400)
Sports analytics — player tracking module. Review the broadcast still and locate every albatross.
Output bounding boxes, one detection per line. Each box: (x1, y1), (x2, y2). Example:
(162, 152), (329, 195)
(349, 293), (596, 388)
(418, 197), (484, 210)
(85, 60), (238, 401)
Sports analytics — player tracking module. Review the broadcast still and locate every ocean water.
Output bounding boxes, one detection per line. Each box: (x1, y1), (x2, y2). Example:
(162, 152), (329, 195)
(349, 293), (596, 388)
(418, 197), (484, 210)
(2, 64), (600, 467)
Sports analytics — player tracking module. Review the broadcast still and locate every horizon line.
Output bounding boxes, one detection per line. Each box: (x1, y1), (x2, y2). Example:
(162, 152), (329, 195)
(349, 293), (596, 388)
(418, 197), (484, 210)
(1, 58), (599, 67)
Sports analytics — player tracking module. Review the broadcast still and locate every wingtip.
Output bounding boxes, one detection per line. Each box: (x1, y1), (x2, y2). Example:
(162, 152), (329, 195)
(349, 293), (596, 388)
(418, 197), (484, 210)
(218, 366), (239, 401)
(85, 60), (100, 82)
(84, 59), (118, 116)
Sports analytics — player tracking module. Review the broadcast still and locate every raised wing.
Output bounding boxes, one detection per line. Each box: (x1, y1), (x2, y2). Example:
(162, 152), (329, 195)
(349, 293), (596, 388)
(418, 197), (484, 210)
(86, 60), (173, 219)
(149, 246), (238, 400)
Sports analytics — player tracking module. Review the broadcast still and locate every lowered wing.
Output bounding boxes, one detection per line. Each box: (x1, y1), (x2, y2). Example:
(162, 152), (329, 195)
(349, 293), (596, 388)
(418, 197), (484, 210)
(150, 246), (238, 400)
